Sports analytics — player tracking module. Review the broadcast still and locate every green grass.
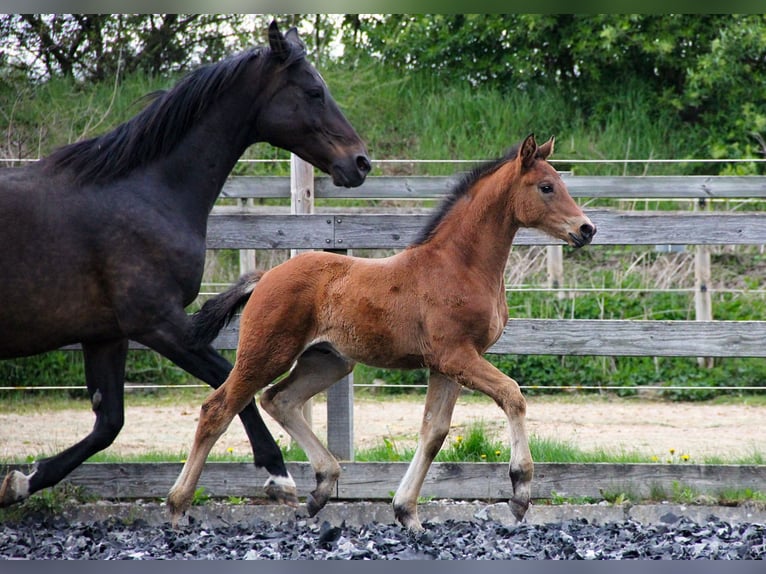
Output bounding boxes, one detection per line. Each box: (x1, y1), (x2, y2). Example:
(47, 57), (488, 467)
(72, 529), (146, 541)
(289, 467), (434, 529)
(5, 420), (761, 467)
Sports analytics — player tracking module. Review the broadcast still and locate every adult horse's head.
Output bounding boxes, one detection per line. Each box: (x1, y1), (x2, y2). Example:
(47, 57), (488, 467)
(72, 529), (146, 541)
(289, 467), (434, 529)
(257, 21), (371, 187)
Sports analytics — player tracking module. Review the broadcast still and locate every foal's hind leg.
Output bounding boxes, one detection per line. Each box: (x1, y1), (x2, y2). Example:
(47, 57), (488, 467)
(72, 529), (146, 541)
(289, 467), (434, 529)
(393, 372), (461, 531)
(1, 339), (128, 506)
(135, 317), (297, 506)
(167, 362), (270, 525)
(260, 343), (355, 517)
(442, 350), (534, 522)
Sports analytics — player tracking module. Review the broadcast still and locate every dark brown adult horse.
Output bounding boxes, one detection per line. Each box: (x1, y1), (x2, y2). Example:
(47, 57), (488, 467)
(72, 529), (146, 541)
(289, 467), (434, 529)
(0, 21), (370, 507)
(167, 134), (595, 531)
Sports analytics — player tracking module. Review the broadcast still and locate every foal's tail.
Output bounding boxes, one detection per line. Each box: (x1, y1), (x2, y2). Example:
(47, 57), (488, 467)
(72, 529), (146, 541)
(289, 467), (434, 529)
(188, 270), (264, 347)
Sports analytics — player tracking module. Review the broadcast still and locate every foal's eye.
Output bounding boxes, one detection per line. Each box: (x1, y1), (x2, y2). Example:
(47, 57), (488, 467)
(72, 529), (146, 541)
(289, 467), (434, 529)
(539, 183), (554, 194)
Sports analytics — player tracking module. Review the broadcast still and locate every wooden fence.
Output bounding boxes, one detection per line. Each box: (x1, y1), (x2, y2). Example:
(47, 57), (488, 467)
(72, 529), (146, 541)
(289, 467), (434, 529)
(57, 166), (766, 461)
(17, 163), (766, 503)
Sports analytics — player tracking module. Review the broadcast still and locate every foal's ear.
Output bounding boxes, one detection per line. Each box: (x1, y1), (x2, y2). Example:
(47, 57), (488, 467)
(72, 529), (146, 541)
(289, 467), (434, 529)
(536, 136), (555, 160)
(520, 133), (538, 170)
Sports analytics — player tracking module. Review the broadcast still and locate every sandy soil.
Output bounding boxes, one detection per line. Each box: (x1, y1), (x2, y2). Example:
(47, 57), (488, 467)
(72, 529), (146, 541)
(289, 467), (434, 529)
(1, 394), (763, 463)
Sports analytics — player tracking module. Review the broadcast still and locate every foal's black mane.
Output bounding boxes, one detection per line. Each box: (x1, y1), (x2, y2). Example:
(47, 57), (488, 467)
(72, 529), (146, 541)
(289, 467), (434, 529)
(44, 41), (303, 185)
(411, 143), (521, 246)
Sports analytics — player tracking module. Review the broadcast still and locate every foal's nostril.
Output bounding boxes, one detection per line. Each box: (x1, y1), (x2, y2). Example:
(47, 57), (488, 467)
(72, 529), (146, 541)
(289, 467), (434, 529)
(580, 223), (596, 240)
(356, 155), (372, 175)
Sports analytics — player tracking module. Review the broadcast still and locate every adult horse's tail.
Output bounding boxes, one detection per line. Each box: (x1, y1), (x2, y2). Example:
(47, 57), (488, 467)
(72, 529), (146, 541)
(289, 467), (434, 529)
(189, 271), (264, 347)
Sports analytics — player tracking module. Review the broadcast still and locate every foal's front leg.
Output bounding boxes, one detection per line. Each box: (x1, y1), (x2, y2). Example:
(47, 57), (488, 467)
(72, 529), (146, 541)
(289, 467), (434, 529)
(393, 372), (461, 531)
(443, 351), (534, 522)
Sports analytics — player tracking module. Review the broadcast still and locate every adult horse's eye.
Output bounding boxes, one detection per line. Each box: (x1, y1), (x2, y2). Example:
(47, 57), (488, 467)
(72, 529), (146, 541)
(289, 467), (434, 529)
(539, 183), (554, 194)
(307, 87), (324, 101)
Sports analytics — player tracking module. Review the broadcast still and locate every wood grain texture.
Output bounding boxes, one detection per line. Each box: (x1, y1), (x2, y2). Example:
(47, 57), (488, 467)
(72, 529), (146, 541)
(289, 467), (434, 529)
(3, 462), (763, 501)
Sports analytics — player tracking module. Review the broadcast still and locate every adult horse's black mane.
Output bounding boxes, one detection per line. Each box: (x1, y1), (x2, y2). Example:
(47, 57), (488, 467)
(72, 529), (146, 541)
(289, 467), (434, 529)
(412, 143), (522, 246)
(44, 42), (303, 185)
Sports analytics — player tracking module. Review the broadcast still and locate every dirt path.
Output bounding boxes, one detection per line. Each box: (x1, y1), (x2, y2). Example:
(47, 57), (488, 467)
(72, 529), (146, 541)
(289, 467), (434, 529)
(1, 395), (763, 462)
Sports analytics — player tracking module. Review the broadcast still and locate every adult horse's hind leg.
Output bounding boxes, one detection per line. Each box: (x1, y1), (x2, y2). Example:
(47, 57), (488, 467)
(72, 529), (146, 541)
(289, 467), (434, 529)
(392, 372), (462, 531)
(134, 319), (297, 506)
(1, 339), (128, 506)
(260, 343), (355, 517)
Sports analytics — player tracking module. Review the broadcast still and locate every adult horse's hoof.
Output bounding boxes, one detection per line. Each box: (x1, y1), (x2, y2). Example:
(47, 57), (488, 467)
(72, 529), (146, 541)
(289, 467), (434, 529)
(264, 478), (299, 508)
(0, 470), (30, 507)
(508, 496), (530, 523)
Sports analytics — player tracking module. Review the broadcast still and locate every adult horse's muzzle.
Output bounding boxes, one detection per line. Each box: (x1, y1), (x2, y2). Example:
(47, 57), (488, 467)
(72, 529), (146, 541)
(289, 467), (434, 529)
(568, 221), (597, 248)
(330, 153), (372, 188)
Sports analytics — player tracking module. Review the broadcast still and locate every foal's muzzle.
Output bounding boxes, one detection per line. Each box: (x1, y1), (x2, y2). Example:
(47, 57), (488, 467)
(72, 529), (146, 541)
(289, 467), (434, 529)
(568, 222), (597, 248)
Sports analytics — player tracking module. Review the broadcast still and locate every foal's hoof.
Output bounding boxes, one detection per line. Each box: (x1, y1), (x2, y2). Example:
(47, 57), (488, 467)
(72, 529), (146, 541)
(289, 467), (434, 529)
(394, 507), (424, 533)
(0, 471), (30, 507)
(264, 477), (299, 508)
(306, 493), (322, 517)
(508, 496), (530, 523)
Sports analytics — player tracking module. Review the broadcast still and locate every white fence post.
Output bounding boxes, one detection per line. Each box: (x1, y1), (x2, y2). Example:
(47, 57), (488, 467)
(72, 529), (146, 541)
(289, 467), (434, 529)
(546, 245), (564, 299)
(290, 155), (315, 429)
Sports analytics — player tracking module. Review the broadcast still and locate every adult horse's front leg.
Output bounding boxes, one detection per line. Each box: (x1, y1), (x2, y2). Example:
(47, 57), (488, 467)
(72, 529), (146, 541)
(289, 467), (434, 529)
(1, 339), (128, 506)
(135, 319), (297, 507)
(442, 350), (534, 522)
(393, 372), (461, 531)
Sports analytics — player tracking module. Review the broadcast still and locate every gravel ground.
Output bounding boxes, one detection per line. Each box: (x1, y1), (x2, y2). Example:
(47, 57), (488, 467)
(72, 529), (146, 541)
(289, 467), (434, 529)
(1, 511), (764, 559)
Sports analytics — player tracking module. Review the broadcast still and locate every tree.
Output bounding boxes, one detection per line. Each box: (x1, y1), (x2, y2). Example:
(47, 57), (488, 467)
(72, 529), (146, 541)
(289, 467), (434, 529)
(339, 14), (766, 166)
(0, 14), (275, 82)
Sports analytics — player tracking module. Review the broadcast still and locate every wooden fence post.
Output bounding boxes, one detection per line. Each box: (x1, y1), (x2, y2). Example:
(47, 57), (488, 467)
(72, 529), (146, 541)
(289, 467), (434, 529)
(547, 245), (564, 299)
(238, 198), (256, 273)
(694, 198), (714, 368)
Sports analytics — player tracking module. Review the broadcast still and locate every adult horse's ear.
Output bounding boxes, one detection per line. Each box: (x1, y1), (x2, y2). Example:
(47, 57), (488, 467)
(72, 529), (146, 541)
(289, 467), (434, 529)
(284, 27), (306, 50)
(268, 20), (290, 62)
(520, 133), (538, 170)
(536, 136), (555, 160)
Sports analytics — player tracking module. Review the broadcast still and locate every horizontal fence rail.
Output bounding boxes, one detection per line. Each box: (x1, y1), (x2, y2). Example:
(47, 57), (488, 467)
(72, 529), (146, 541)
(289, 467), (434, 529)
(193, 318), (766, 359)
(221, 175), (766, 200)
(206, 211), (766, 249)
(3, 462), (764, 502)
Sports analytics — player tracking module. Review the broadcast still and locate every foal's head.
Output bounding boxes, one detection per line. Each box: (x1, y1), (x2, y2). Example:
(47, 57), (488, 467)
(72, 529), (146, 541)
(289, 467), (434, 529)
(507, 134), (596, 248)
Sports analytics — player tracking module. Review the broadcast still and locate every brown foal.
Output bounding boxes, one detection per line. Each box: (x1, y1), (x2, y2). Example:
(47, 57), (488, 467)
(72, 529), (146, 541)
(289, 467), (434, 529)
(167, 133), (596, 531)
